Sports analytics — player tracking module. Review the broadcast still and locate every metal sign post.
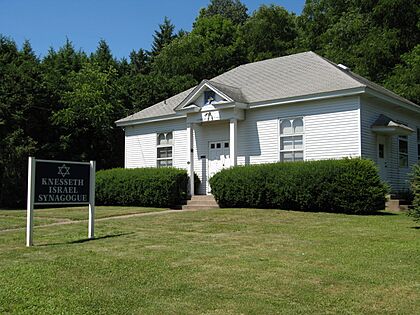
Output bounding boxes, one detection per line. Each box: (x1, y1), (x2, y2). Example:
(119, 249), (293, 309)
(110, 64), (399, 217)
(26, 157), (35, 247)
(88, 160), (96, 239)
(26, 157), (96, 247)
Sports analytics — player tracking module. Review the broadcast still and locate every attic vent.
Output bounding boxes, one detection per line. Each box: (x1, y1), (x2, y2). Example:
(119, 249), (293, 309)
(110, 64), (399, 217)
(337, 63), (350, 71)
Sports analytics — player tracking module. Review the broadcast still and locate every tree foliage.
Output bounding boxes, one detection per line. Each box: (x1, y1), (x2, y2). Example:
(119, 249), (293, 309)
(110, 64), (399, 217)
(199, 0), (248, 25)
(153, 15), (246, 81)
(385, 45), (420, 105)
(240, 5), (297, 61)
(151, 17), (177, 57)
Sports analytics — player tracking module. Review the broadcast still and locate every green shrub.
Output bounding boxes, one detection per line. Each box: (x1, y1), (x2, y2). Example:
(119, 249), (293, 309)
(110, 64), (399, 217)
(409, 163), (420, 221)
(96, 167), (188, 207)
(209, 158), (389, 214)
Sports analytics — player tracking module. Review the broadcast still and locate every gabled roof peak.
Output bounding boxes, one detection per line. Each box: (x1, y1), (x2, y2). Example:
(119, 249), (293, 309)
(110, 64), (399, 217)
(174, 79), (246, 111)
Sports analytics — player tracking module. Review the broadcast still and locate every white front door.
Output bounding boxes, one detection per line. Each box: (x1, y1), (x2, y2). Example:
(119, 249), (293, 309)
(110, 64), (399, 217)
(207, 141), (230, 194)
(377, 135), (389, 182)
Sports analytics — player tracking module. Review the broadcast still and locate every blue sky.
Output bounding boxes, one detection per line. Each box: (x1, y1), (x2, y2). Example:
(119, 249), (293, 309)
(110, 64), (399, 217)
(0, 0), (305, 59)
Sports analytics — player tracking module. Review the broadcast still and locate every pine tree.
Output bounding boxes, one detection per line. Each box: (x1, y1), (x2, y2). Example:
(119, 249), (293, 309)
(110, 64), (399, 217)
(91, 39), (116, 70)
(129, 48), (150, 74)
(151, 17), (176, 57)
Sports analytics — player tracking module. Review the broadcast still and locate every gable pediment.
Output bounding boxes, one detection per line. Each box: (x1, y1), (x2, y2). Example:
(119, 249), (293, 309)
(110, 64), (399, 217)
(175, 80), (245, 112)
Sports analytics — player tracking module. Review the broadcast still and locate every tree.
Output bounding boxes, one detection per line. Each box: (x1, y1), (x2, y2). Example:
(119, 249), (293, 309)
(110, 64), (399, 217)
(151, 17), (176, 57)
(91, 39), (117, 70)
(199, 0), (248, 25)
(127, 73), (196, 113)
(153, 15), (246, 81)
(241, 5), (297, 62)
(51, 62), (125, 169)
(384, 45), (420, 104)
(129, 48), (150, 74)
(297, 0), (420, 82)
(0, 37), (45, 207)
(40, 39), (88, 158)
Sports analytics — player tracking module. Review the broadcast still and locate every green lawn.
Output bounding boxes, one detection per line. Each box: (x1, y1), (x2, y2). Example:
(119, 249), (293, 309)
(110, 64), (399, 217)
(0, 207), (419, 314)
(0, 206), (165, 230)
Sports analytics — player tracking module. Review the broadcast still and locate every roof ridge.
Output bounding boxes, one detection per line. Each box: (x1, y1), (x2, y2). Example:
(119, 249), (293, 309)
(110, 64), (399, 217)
(239, 51), (315, 68)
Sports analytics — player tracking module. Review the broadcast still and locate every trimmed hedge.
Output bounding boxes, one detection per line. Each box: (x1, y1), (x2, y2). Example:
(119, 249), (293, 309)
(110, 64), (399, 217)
(409, 162), (420, 221)
(209, 159), (389, 214)
(96, 168), (188, 207)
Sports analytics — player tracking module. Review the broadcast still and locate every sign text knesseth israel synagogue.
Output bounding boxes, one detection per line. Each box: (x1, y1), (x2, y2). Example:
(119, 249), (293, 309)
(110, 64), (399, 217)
(34, 161), (90, 204)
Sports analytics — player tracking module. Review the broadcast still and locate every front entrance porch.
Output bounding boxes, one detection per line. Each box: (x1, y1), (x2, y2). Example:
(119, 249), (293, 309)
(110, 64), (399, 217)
(187, 118), (240, 196)
(175, 79), (247, 196)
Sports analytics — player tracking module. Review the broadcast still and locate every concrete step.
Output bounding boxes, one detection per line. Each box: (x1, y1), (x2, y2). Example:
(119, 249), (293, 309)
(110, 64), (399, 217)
(182, 205), (219, 210)
(385, 199), (408, 212)
(187, 200), (218, 206)
(182, 195), (219, 210)
(190, 195), (217, 200)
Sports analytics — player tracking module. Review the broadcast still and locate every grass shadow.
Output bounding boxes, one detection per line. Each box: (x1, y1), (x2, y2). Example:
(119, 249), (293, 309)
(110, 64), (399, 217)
(268, 209), (399, 216)
(410, 226), (420, 230)
(38, 232), (134, 247)
(359, 211), (398, 216)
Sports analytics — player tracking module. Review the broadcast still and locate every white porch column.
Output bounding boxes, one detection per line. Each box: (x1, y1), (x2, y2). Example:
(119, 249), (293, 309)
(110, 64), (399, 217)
(230, 119), (237, 166)
(186, 123), (195, 196)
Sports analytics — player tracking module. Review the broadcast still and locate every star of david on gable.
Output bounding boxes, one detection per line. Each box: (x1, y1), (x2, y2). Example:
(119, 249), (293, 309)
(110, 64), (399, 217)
(57, 164), (70, 178)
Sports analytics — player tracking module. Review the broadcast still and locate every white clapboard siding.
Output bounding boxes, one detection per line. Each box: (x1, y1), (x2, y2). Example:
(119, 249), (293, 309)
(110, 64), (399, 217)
(237, 96), (361, 165)
(125, 118), (187, 170)
(360, 96), (420, 191)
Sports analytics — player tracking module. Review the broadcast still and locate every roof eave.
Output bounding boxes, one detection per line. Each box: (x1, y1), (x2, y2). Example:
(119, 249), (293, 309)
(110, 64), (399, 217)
(371, 125), (414, 136)
(248, 87), (366, 109)
(365, 88), (420, 114)
(115, 114), (186, 127)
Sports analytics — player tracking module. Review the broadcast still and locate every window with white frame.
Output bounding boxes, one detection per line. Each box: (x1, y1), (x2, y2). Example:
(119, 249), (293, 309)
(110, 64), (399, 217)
(157, 132), (173, 167)
(417, 128), (420, 161)
(279, 118), (304, 162)
(398, 135), (408, 168)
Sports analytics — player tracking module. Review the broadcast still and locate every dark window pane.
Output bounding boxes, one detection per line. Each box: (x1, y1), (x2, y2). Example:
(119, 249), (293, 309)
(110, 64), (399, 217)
(378, 144), (384, 158)
(417, 143), (420, 160)
(216, 143), (221, 148)
(157, 147), (172, 158)
(399, 138), (408, 154)
(210, 143), (215, 149)
(224, 142), (229, 148)
(399, 154), (408, 168)
(158, 159), (172, 168)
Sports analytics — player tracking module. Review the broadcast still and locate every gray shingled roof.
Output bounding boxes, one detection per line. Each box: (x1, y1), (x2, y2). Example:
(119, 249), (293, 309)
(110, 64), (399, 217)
(116, 51), (417, 125)
(117, 87), (195, 124)
(206, 80), (247, 103)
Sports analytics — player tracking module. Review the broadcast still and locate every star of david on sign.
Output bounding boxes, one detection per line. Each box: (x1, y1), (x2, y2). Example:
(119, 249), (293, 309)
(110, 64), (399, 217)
(57, 164), (70, 178)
